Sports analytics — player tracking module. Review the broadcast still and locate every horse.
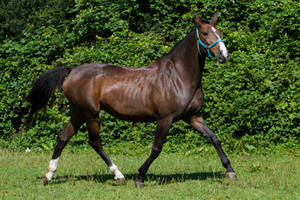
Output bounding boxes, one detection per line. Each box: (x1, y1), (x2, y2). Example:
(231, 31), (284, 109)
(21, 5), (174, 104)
(27, 14), (237, 188)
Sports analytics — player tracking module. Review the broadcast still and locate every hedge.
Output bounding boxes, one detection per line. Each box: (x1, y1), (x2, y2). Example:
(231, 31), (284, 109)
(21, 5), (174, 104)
(0, 0), (299, 152)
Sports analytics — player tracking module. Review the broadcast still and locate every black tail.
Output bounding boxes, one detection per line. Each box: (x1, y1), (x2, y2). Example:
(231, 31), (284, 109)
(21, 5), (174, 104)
(27, 66), (72, 123)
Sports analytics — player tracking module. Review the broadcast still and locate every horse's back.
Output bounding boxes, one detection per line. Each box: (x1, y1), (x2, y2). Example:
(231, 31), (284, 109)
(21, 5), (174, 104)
(62, 63), (158, 119)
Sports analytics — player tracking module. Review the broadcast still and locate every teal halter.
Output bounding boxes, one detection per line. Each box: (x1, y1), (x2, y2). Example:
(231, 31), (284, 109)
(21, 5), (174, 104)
(196, 26), (224, 60)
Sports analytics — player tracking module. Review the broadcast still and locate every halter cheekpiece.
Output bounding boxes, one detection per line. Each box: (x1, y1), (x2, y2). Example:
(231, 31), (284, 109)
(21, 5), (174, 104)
(196, 26), (224, 60)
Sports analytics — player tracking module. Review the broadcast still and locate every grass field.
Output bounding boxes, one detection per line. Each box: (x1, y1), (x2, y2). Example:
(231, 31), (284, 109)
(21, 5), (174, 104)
(0, 147), (299, 200)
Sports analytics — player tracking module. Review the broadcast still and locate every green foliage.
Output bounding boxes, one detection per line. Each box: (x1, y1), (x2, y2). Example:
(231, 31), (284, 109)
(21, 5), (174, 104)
(0, 0), (42, 40)
(0, 0), (299, 152)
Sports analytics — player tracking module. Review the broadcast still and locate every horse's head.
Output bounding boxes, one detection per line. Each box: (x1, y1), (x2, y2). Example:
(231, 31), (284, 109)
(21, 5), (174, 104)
(194, 14), (228, 63)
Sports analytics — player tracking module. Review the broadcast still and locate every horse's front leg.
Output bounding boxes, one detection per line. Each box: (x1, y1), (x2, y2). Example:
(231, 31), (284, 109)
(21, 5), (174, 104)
(134, 117), (173, 188)
(191, 116), (237, 179)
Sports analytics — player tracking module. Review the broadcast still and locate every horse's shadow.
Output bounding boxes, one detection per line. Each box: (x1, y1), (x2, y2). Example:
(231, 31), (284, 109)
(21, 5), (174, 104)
(39, 171), (224, 186)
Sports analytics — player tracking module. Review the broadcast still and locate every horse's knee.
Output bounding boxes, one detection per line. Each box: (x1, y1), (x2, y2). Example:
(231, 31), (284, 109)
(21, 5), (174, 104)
(210, 135), (221, 146)
(57, 133), (69, 143)
(151, 146), (162, 158)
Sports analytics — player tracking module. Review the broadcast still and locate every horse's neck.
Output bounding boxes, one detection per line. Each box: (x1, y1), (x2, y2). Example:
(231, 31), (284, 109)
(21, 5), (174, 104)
(167, 29), (204, 87)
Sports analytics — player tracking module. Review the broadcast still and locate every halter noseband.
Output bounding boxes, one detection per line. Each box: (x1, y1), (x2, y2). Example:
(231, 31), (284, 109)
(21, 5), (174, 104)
(196, 26), (224, 60)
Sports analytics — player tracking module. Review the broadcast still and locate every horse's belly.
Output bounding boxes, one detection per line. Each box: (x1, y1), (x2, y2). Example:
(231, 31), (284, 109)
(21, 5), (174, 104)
(101, 102), (155, 122)
(99, 87), (155, 122)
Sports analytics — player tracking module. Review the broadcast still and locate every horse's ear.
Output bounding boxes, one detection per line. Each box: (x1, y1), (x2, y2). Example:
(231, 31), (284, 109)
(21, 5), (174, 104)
(211, 13), (219, 26)
(194, 15), (201, 25)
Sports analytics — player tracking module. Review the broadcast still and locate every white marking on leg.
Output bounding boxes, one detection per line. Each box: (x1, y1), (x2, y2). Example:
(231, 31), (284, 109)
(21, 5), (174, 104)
(211, 27), (228, 58)
(45, 157), (60, 181)
(109, 163), (124, 180)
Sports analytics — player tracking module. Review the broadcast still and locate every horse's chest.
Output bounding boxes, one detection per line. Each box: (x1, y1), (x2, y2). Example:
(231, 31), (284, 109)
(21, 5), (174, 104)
(184, 88), (204, 115)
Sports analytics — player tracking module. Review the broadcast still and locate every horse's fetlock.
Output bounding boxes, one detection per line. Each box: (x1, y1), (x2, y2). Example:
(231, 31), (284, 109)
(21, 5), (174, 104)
(222, 158), (230, 167)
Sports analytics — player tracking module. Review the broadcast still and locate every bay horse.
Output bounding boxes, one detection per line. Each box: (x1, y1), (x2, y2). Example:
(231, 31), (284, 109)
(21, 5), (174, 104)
(27, 14), (237, 188)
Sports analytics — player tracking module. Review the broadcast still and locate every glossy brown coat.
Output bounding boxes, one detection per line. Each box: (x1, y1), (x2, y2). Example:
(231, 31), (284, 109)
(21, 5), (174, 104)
(28, 15), (237, 187)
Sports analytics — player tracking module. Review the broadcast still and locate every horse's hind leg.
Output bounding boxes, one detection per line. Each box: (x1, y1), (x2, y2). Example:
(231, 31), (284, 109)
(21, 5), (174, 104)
(43, 109), (83, 185)
(191, 116), (237, 180)
(86, 116), (126, 185)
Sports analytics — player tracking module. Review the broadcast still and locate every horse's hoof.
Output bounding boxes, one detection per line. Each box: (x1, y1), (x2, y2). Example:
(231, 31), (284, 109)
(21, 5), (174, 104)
(116, 178), (126, 185)
(43, 177), (49, 186)
(134, 180), (144, 188)
(226, 172), (237, 180)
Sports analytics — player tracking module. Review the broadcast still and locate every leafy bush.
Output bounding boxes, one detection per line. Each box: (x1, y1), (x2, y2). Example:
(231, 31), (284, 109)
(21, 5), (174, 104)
(0, 0), (299, 152)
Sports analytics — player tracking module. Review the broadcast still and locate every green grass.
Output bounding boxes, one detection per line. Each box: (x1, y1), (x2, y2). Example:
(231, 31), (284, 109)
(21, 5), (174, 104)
(0, 148), (299, 200)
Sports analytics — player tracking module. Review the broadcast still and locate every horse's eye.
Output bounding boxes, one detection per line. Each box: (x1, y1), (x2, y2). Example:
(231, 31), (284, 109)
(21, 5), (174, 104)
(202, 32), (208, 36)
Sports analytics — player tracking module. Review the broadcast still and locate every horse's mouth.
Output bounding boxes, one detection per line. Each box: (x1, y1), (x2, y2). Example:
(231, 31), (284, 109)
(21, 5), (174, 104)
(217, 57), (227, 63)
(216, 52), (228, 63)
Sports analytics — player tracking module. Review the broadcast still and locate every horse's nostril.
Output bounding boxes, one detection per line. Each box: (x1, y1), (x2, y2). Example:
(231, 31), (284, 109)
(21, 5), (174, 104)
(217, 52), (227, 63)
(219, 50), (228, 61)
(220, 50), (224, 57)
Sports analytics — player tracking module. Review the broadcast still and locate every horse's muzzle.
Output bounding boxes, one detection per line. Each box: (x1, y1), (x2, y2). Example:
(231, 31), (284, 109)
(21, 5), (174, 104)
(217, 51), (228, 63)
